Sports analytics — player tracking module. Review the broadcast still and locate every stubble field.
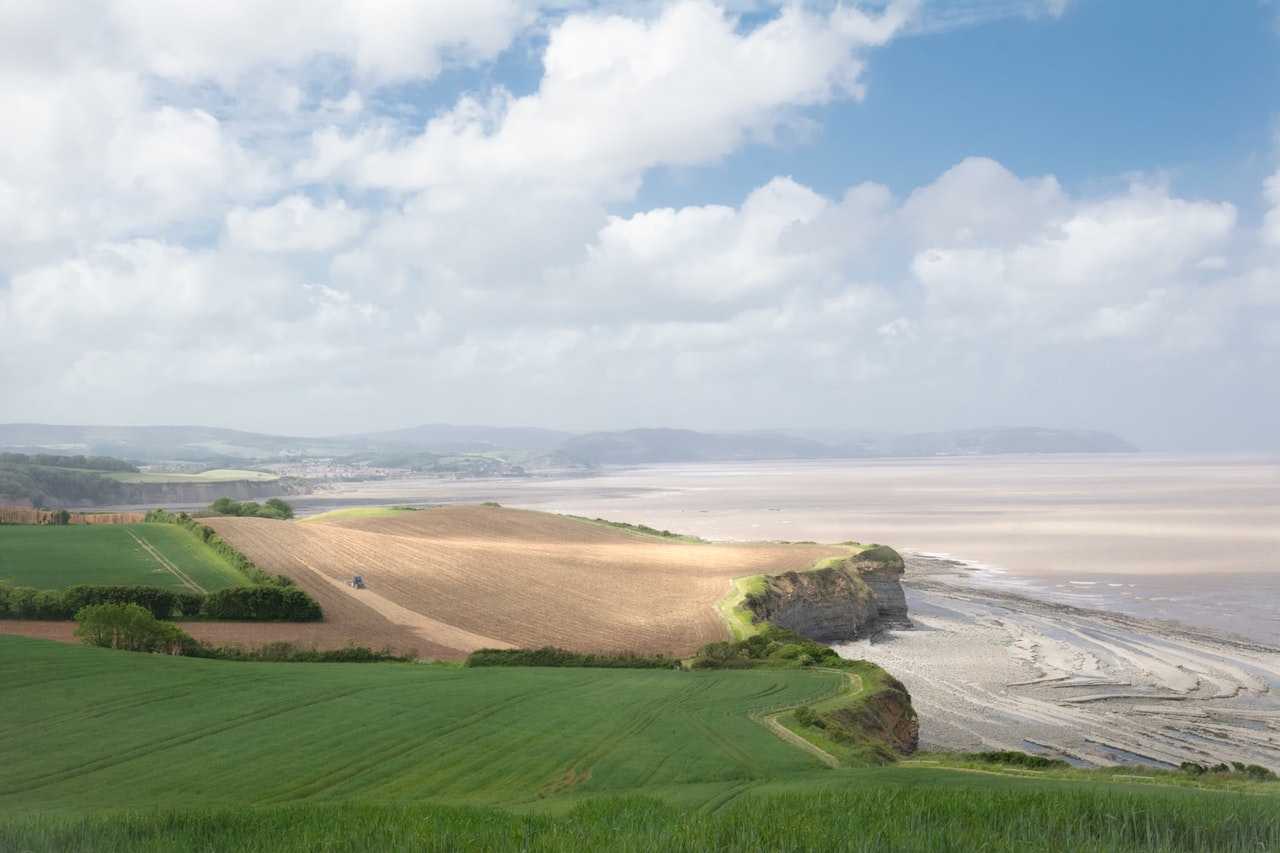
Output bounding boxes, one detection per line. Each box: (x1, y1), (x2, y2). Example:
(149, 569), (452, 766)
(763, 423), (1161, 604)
(209, 505), (844, 657)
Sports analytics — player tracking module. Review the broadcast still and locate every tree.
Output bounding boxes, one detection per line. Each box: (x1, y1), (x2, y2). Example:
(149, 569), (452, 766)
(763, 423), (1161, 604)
(74, 603), (194, 654)
(263, 498), (294, 520)
(211, 497), (238, 515)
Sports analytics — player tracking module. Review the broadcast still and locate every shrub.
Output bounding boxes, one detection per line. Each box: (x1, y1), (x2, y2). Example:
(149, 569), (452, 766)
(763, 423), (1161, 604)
(975, 751), (1070, 770)
(0, 584), (197, 620)
(691, 626), (844, 670)
(74, 603), (195, 654)
(794, 706), (816, 727)
(466, 647), (674, 669)
(187, 641), (408, 663)
(200, 586), (322, 621)
(207, 497), (294, 520)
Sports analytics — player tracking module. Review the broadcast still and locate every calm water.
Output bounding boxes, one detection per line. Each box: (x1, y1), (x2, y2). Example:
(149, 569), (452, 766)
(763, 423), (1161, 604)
(301, 454), (1280, 642)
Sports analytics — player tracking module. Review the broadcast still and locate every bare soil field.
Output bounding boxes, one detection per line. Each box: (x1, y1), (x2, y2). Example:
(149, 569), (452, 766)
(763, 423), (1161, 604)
(209, 505), (843, 658)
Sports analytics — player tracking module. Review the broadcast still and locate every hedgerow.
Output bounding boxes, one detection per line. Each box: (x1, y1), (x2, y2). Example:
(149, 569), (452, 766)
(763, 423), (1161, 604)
(466, 646), (676, 668)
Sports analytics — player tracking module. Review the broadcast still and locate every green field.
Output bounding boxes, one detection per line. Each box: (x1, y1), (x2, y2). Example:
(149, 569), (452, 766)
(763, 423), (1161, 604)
(0, 524), (245, 592)
(1, 637), (1277, 851)
(299, 505), (423, 523)
(103, 468), (279, 484)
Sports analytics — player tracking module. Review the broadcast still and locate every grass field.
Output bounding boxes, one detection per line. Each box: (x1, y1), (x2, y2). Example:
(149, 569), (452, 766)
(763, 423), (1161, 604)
(0, 524), (245, 592)
(1, 636), (1277, 852)
(103, 468), (279, 484)
(298, 506), (422, 523)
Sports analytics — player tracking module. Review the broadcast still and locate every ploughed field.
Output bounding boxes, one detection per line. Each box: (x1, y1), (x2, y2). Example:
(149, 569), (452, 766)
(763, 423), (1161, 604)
(0, 523), (245, 593)
(208, 505), (844, 657)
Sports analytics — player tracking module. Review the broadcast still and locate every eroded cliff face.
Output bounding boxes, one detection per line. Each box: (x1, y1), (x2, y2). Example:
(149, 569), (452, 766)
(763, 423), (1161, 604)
(747, 547), (909, 642)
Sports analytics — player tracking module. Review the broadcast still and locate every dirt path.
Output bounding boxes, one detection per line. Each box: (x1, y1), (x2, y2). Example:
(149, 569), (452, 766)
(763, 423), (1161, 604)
(295, 560), (514, 653)
(755, 670), (861, 769)
(128, 530), (205, 594)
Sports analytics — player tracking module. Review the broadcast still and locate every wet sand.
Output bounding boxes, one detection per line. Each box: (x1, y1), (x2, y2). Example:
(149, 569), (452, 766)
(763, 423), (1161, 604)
(834, 554), (1280, 768)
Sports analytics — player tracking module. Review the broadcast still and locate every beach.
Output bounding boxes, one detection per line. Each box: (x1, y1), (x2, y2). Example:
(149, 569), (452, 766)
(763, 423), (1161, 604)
(836, 554), (1280, 768)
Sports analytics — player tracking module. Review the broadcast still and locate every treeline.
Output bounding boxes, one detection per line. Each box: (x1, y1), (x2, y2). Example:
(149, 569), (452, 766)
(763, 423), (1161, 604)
(0, 582), (320, 622)
(691, 626), (846, 670)
(145, 510), (297, 587)
(0, 463), (125, 507)
(462, 627), (849, 671)
(209, 497), (294, 520)
(74, 604), (396, 661)
(466, 647), (677, 669)
(0, 453), (137, 472)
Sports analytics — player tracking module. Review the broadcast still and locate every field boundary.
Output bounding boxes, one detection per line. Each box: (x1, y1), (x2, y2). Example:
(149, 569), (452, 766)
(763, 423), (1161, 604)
(751, 669), (861, 768)
(127, 530), (206, 594)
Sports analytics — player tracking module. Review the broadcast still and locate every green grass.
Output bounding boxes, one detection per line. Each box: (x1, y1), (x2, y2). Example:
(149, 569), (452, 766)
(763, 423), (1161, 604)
(776, 661), (911, 766)
(0, 637), (1276, 851)
(0, 524), (245, 592)
(103, 468), (279, 484)
(0, 636), (839, 813)
(5, 788), (1278, 853)
(299, 505), (424, 523)
(715, 574), (768, 641)
(564, 514), (705, 542)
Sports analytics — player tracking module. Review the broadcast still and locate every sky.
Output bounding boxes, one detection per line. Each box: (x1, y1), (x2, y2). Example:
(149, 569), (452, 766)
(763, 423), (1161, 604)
(1, 0), (1277, 450)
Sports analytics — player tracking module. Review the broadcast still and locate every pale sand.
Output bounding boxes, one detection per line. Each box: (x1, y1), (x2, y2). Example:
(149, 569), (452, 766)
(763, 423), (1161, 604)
(833, 554), (1280, 769)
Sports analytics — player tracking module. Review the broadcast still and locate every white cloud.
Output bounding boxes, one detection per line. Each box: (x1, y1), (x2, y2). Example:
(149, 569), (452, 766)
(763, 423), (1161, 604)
(1, 0), (529, 87)
(301, 0), (916, 195)
(0, 0), (1275, 449)
(226, 196), (368, 253)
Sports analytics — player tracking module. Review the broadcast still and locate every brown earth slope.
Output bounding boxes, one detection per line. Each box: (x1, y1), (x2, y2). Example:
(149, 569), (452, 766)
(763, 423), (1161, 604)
(209, 505), (844, 659)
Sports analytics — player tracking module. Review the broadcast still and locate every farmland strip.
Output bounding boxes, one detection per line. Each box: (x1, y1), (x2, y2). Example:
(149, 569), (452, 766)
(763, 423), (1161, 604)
(127, 530), (205, 594)
(296, 560), (513, 653)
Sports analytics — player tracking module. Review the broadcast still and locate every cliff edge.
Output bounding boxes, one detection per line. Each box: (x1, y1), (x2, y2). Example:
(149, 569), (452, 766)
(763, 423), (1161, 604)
(745, 545), (909, 642)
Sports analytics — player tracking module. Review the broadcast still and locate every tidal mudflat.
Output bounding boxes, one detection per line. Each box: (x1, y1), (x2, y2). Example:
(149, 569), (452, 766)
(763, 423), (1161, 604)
(837, 554), (1280, 768)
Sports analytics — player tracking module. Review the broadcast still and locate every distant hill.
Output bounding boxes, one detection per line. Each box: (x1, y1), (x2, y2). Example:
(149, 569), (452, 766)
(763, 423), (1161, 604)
(346, 423), (572, 453)
(559, 429), (834, 465)
(794, 427), (1138, 458)
(0, 422), (1137, 468)
(559, 426), (1137, 465)
(0, 423), (570, 463)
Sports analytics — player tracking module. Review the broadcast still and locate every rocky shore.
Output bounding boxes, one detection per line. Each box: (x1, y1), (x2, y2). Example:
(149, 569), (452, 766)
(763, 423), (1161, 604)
(836, 553), (1280, 771)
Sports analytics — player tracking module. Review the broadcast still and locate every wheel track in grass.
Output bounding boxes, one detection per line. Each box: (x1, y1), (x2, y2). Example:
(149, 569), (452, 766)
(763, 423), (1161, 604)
(751, 669), (863, 769)
(127, 529), (205, 593)
(537, 681), (694, 798)
(0, 685), (372, 796)
(257, 676), (600, 803)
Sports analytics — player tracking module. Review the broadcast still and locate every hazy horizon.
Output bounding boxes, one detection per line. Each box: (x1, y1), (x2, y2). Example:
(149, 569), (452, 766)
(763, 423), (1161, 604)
(1, 2), (1277, 451)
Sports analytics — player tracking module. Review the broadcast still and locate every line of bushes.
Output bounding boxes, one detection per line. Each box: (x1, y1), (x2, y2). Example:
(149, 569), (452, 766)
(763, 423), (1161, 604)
(73, 604), (399, 662)
(144, 510), (291, 586)
(0, 584), (203, 620)
(188, 641), (410, 663)
(209, 497), (294, 520)
(0, 582), (321, 622)
(466, 646), (677, 669)
(691, 625), (846, 669)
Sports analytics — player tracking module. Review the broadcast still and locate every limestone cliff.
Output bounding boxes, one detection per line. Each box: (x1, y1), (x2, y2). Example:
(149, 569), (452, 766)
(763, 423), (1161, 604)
(746, 546), (909, 642)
